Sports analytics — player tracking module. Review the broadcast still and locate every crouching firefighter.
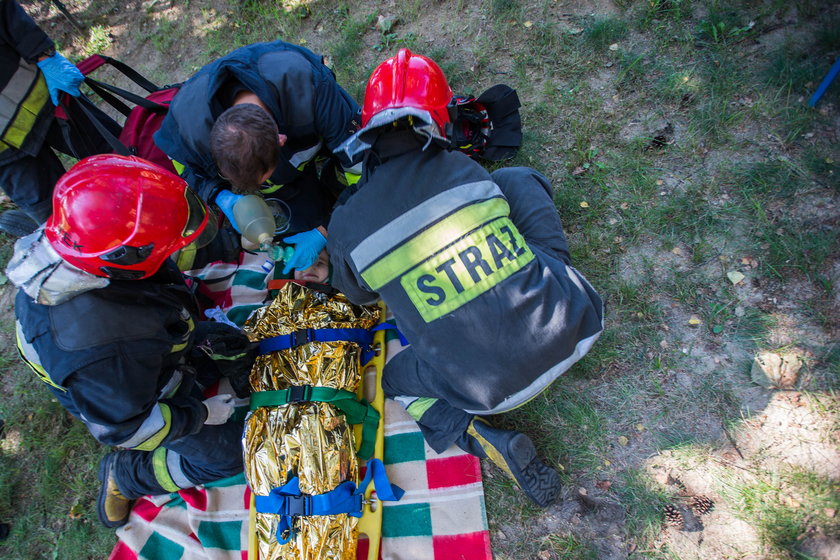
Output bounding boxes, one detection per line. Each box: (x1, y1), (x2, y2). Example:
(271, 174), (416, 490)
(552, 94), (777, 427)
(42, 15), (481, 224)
(8, 155), (256, 528)
(327, 50), (605, 507)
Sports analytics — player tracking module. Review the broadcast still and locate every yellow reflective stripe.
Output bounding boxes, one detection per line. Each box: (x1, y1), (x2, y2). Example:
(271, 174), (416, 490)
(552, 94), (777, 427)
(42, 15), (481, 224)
(344, 171), (361, 185)
(170, 316), (195, 354)
(360, 197), (510, 291)
(171, 159), (185, 175)
(1, 73), (49, 149)
(405, 397), (437, 422)
(15, 328), (65, 392)
(133, 403), (172, 451)
(401, 217), (534, 322)
(152, 447), (180, 492)
(260, 181), (284, 194)
(172, 243), (197, 272)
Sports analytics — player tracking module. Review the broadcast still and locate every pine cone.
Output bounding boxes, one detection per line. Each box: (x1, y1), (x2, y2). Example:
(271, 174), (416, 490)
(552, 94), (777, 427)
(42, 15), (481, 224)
(663, 504), (685, 529)
(690, 495), (715, 516)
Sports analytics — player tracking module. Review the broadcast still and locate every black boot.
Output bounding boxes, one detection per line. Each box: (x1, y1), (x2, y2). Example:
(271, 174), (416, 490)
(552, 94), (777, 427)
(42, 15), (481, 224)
(97, 452), (134, 528)
(457, 418), (561, 507)
(0, 209), (39, 237)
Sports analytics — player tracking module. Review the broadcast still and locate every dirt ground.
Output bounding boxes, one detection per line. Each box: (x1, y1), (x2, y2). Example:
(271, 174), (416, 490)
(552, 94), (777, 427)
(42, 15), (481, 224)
(8, 1), (839, 559)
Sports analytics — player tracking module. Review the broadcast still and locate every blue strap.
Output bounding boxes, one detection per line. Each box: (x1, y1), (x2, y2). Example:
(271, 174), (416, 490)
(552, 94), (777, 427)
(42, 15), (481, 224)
(360, 322), (410, 364)
(258, 328), (374, 355)
(370, 322), (410, 347)
(358, 457), (405, 502)
(254, 458), (403, 544)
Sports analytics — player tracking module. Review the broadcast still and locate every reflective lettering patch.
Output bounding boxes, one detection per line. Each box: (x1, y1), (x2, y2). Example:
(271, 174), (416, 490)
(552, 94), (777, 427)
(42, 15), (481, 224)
(402, 218), (533, 322)
(360, 197), (510, 291)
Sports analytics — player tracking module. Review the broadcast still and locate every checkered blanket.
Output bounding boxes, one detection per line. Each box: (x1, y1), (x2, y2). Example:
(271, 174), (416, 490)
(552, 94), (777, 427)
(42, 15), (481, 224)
(379, 399), (492, 560)
(109, 474), (251, 560)
(109, 256), (492, 560)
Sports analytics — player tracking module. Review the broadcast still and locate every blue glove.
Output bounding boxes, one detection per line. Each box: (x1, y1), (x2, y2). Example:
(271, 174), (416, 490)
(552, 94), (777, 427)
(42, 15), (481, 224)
(215, 189), (243, 233)
(282, 228), (327, 274)
(36, 52), (83, 106)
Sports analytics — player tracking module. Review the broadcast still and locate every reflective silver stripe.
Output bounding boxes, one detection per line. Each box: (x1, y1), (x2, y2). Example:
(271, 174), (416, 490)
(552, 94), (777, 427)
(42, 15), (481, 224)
(118, 403), (167, 448)
(165, 449), (193, 488)
(466, 264), (605, 415)
(288, 139), (323, 168)
(15, 320), (42, 367)
(350, 180), (502, 272)
(393, 395), (419, 409)
(0, 60), (40, 131)
(158, 369), (183, 399)
(343, 161), (363, 175)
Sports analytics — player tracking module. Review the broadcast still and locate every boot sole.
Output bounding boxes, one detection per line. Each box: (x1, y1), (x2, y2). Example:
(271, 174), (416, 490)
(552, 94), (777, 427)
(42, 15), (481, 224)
(508, 433), (561, 507)
(0, 210), (38, 237)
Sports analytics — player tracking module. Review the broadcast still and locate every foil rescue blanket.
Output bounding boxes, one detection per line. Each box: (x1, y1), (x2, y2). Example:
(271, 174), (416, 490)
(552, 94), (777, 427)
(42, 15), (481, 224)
(242, 282), (380, 560)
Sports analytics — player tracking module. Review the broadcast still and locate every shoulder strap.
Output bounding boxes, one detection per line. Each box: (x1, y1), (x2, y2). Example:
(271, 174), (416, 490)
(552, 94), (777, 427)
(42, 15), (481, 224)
(76, 54), (161, 93)
(59, 94), (130, 157)
(85, 77), (170, 115)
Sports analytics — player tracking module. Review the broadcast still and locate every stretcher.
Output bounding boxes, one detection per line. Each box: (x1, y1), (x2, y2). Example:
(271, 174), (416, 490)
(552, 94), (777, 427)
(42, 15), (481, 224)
(243, 283), (393, 560)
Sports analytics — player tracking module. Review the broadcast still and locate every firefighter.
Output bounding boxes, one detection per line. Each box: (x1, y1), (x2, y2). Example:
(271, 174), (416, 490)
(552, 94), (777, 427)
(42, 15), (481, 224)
(8, 155), (255, 528)
(327, 50), (605, 507)
(154, 40), (362, 275)
(0, 0), (112, 237)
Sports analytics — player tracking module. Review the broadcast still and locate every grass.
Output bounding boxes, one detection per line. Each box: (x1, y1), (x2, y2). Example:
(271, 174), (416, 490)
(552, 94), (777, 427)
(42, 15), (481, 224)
(616, 468), (671, 543)
(717, 467), (840, 559)
(6, 0), (840, 558)
(0, 362), (114, 558)
(583, 16), (629, 50)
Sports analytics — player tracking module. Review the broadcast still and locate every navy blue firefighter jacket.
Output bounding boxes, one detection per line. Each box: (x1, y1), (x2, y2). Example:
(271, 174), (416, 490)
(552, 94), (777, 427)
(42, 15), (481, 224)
(328, 132), (605, 415)
(153, 40), (361, 205)
(14, 260), (210, 451)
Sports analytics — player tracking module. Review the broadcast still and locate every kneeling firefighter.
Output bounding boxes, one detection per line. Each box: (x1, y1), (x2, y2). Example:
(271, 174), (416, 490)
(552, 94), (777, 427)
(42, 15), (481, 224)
(8, 155), (256, 528)
(327, 50), (605, 507)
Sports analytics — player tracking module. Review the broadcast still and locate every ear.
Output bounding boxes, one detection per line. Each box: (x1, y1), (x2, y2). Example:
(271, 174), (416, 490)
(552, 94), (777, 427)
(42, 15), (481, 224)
(278, 133), (288, 147)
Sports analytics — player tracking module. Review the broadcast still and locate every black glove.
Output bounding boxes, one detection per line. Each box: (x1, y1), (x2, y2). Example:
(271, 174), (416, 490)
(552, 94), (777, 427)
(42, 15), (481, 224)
(190, 321), (257, 398)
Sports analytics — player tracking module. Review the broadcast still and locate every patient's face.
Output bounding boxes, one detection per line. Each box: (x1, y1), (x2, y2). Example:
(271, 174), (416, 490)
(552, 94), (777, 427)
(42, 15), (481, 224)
(294, 250), (329, 283)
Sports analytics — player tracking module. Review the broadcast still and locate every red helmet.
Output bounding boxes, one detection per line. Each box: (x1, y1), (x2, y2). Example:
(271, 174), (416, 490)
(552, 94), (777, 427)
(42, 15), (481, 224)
(45, 154), (211, 280)
(361, 48), (453, 133)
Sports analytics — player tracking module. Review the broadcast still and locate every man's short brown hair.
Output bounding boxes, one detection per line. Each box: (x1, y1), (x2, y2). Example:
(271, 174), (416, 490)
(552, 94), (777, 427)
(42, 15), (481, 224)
(210, 103), (279, 193)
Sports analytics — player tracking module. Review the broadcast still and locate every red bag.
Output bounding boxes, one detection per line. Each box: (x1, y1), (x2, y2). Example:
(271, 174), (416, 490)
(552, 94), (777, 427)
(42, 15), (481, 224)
(57, 54), (180, 173)
(117, 87), (179, 173)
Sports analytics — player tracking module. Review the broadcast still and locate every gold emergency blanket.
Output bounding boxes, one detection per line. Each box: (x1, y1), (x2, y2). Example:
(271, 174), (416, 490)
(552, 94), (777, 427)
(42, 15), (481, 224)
(242, 282), (380, 560)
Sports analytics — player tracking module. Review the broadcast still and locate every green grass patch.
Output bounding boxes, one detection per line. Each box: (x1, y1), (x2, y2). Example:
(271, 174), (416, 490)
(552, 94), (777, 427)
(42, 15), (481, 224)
(542, 533), (599, 559)
(489, 0), (522, 21)
(499, 387), (609, 474)
(204, 0), (308, 57)
(0, 364), (114, 559)
(583, 16), (629, 50)
(719, 468), (840, 559)
(615, 468), (669, 543)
